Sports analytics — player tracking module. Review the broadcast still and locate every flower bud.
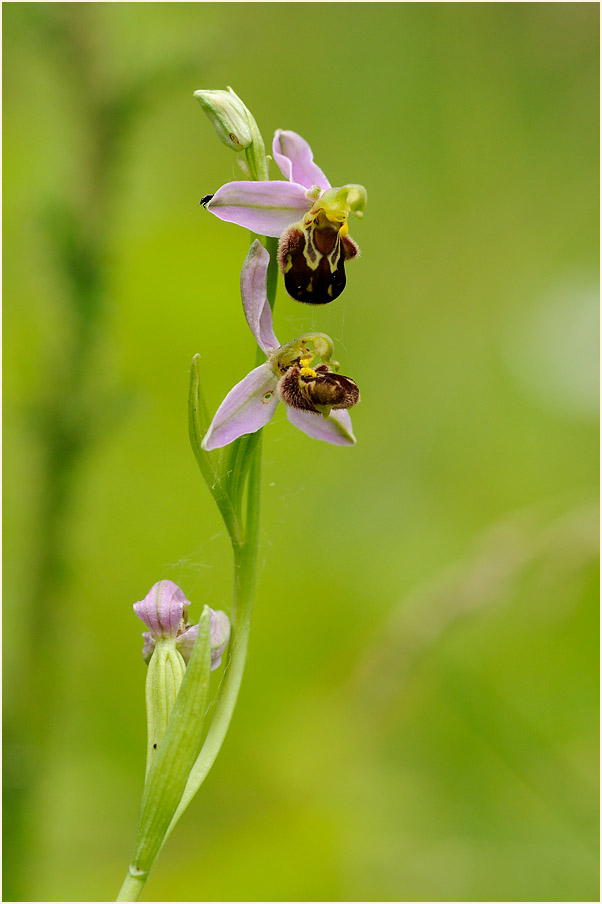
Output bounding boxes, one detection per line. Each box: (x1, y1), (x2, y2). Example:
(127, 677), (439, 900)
(134, 580), (188, 644)
(134, 581), (231, 774)
(135, 581), (231, 671)
(193, 87), (253, 151)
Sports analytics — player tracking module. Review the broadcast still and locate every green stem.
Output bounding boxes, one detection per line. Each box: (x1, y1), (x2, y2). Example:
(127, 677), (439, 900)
(160, 237), (275, 849)
(117, 870), (146, 902)
(163, 433), (261, 841)
(119, 114), (276, 900)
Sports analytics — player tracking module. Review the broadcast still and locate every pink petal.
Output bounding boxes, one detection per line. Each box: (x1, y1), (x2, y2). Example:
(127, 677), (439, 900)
(241, 241), (279, 353)
(202, 363), (279, 450)
(141, 632), (156, 664)
(207, 180), (311, 237)
(286, 407), (356, 445)
(134, 580), (189, 638)
(272, 130), (331, 191)
(208, 610), (231, 669)
(176, 609), (231, 670)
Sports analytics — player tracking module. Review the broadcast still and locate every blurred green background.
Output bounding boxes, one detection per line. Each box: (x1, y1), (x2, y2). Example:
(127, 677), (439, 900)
(3, 3), (599, 902)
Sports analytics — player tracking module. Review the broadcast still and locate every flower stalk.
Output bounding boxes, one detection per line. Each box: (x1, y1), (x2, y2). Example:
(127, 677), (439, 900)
(118, 87), (364, 902)
(117, 90), (274, 902)
(169, 238), (276, 829)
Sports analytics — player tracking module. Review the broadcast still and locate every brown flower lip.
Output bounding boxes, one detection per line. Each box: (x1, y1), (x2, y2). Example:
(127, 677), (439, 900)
(278, 213), (359, 306)
(278, 364), (360, 414)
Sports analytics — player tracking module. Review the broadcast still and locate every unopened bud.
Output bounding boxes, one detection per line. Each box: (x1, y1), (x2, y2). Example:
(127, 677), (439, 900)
(134, 581), (231, 774)
(135, 580), (231, 671)
(193, 87), (253, 151)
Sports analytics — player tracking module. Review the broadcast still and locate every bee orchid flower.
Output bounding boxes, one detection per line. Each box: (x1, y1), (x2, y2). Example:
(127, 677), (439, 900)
(201, 241), (361, 450)
(205, 130), (367, 305)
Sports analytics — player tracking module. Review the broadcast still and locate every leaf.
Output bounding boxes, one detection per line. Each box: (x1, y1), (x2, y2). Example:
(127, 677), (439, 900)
(222, 430), (261, 516)
(188, 353), (220, 488)
(189, 355), (241, 542)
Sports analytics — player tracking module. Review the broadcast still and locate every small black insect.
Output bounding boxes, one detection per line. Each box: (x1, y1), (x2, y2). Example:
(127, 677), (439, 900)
(199, 194), (214, 208)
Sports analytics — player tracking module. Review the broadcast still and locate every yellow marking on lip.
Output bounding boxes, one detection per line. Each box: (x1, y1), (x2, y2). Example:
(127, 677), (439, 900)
(338, 221), (349, 238)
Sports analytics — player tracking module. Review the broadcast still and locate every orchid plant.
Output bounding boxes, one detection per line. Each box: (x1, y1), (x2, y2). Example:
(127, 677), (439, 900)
(117, 88), (367, 902)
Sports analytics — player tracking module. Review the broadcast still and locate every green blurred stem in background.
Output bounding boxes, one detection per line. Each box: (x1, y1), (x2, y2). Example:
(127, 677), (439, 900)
(3, 9), (136, 901)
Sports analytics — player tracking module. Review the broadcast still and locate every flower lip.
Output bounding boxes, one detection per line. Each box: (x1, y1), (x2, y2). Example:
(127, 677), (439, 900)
(278, 219), (359, 306)
(277, 366), (359, 414)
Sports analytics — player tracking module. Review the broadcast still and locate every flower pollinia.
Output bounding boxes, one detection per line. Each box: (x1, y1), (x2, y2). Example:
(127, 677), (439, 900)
(205, 130), (367, 305)
(202, 241), (360, 450)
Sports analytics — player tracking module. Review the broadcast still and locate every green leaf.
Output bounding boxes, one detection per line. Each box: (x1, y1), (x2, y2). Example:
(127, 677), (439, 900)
(188, 355), (241, 543)
(222, 431), (261, 516)
(188, 353), (220, 488)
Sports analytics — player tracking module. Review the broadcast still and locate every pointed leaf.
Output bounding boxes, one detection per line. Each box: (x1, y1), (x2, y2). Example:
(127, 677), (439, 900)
(189, 355), (241, 541)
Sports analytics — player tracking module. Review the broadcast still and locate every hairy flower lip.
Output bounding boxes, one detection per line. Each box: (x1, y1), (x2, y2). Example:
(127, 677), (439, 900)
(276, 366), (359, 415)
(278, 216), (359, 306)
(201, 241), (359, 450)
